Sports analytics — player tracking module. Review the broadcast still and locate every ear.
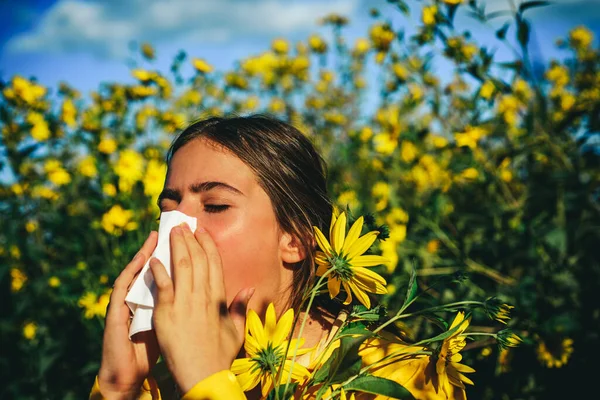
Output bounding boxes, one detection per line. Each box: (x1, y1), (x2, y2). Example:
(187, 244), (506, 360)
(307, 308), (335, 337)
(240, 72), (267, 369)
(279, 232), (307, 264)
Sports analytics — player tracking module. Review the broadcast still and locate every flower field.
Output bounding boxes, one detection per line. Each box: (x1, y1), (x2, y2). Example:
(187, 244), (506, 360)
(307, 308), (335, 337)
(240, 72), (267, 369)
(1, 0), (599, 398)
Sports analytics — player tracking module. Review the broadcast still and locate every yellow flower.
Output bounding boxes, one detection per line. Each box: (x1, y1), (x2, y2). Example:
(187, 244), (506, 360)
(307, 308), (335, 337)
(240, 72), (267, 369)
(114, 149), (144, 192)
(569, 26), (593, 50)
(443, 0), (464, 4)
(337, 190), (360, 212)
(314, 211), (388, 308)
(27, 112), (51, 141)
(536, 336), (574, 368)
(308, 34), (328, 53)
(436, 312), (476, 392)
(454, 125), (488, 149)
(422, 5), (438, 26)
(271, 38), (289, 54)
(101, 205), (138, 235)
(102, 183), (117, 197)
(371, 181), (390, 212)
(426, 239), (440, 253)
(546, 64), (569, 88)
(48, 276), (61, 288)
(479, 80), (496, 99)
(98, 137), (117, 154)
(11, 268), (27, 292)
(61, 99), (77, 127)
(23, 322), (38, 340)
(400, 141), (417, 163)
(373, 133), (397, 155)
(141, 42), (155, 60)
(369, 23), (395, 52)
(458, 167), (479, 181)
(143, 159), (167, 201)
(78, 156), (98, 178)
(192, 58), (214, 74)
(48, 168), (71, 186)
(78, 290), (112, 319)
(25, 220), (38, 233)
(380, 239), (399, 273)
(131, 69), (155, 82)
(353, 38), (370, 56)
(231, 303), (310, 397)
(386, 207), (409, 226)
(4, 76), (46, 105)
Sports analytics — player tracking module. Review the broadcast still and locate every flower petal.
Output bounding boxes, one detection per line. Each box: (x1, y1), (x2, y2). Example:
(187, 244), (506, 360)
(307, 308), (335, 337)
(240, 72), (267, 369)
(264, 303), (277, 339)
(347, 231), (379, 260)
(352, 266), (387, 286)
(247, 309), (267, 348)
(328, 277), (341, 299)
(272, 308), (294, 346)
(236, 368), (261, 392)
(348, 280), (371, 308)
(231, 357), (253, 374)
(314, 226), (333, 255)
(341, 216), (364, 254)
(342, 281), (353, 305)
(329, 212), (338, 239)
(331, 212), (347, 254)
(350, 254), (389, 267)
(316, 263), (329, 276)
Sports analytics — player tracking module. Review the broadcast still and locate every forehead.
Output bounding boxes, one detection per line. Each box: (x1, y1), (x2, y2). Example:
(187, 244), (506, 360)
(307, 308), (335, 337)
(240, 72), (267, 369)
(166, 138), (258, 190)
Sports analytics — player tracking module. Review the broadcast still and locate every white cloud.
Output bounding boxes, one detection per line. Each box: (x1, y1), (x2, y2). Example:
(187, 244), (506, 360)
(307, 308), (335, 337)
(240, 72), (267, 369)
(6, 0), (359, 59)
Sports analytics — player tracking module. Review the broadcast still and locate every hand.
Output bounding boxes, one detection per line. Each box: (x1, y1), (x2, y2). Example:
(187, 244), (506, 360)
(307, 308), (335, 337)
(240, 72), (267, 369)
(149, 223), (255, 394)
(97, 231), (161, 399)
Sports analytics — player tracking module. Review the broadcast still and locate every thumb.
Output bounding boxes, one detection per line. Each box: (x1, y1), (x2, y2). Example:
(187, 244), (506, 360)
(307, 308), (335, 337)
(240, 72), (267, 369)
(228, 287), (255, 342)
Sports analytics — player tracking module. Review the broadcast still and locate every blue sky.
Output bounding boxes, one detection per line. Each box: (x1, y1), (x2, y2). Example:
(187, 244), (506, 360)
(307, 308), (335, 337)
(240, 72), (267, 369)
(1, 0), (599, 96)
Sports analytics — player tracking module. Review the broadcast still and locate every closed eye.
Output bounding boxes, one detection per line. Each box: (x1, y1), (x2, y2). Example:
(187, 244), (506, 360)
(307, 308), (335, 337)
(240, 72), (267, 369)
(204, 204), (230, 213)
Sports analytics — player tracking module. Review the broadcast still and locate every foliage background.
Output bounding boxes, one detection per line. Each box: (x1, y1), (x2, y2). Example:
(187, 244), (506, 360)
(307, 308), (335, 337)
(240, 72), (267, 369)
(1, 0), (599, 399)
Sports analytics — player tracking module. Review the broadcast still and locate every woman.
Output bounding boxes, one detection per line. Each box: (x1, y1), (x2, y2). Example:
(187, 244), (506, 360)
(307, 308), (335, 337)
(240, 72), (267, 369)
(90, 115), (469, 400)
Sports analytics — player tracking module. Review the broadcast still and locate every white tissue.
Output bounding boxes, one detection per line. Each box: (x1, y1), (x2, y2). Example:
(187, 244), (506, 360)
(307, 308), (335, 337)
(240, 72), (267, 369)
(125, 210), (197, 339)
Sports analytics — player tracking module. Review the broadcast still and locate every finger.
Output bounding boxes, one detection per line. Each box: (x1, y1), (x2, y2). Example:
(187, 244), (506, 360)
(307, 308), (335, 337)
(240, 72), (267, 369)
(194, 228), (226, 300)
(108, 231), (158, 323)
(171, 225), (193, 302)
(112, 231), (158, 293)
(180, 224), (209, 298)
(228, 287), (255, 343)
(149, 257), (174, 305)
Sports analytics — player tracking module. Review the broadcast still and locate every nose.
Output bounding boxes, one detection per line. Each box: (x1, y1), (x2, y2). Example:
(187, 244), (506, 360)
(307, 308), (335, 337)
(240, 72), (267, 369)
(174, 198), (199, 220)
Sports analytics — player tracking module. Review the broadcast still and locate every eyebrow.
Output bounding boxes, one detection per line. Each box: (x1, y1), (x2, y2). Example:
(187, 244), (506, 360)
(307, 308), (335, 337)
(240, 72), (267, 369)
(157, 181), (245, 207)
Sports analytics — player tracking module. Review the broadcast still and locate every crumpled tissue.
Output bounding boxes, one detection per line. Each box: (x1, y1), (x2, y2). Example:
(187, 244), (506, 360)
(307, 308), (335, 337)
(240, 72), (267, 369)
(125, 210), (197, 339)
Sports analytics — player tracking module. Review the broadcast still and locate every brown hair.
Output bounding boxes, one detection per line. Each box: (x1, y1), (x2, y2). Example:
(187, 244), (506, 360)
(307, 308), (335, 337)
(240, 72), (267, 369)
(166, 114), (333, 311)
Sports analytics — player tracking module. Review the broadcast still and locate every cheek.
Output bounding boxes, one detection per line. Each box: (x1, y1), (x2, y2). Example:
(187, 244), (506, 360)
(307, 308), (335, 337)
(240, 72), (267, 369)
(206, 212), (281, 300)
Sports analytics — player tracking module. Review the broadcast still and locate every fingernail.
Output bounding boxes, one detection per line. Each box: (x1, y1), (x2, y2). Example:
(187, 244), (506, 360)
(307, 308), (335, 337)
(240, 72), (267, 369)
(172, 226), (182, 235)
(196, 226), (206, 233)
(247, 287), (256, 302)
(180, 222), (191, 231)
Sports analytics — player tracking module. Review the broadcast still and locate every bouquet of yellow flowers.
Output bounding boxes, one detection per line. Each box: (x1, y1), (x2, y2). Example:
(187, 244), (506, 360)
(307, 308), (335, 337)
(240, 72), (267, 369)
(230, 208), (522, 399)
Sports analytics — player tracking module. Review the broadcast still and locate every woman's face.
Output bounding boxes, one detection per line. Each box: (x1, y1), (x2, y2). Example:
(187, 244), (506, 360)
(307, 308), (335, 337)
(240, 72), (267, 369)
(158, 138), (295, 313)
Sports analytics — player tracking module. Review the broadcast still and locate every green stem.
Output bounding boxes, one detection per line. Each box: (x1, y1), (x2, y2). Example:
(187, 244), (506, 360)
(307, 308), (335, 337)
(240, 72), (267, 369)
(281, 268), (333, 394)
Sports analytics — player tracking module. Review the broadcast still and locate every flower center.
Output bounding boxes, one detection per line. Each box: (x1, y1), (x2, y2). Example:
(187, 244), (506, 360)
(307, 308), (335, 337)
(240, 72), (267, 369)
(330, 254), (354, 281)
(253, 342), (284, 372)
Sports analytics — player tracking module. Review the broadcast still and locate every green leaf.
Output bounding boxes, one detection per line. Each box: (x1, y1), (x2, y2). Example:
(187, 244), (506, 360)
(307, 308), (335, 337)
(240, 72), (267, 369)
(312, 333), (372, 385)
(345, 375), (415, 399)
(516, 17), (530, 49)
(519, 1), (551, 14)
(496, 22), (510, 40)
(402, 263), (418, 308)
